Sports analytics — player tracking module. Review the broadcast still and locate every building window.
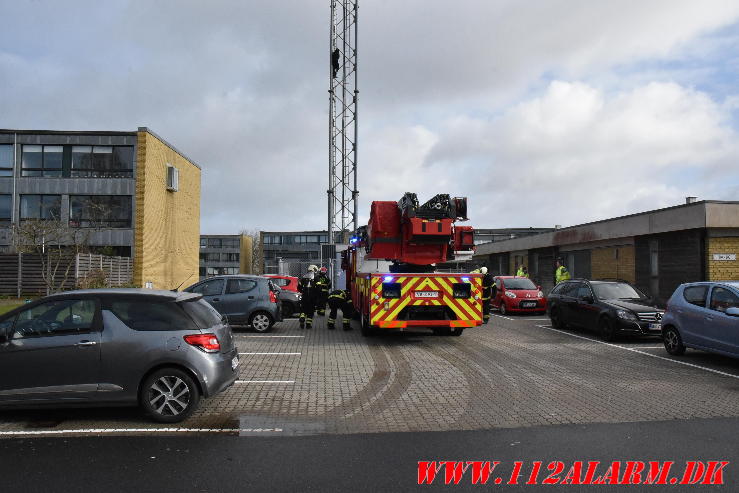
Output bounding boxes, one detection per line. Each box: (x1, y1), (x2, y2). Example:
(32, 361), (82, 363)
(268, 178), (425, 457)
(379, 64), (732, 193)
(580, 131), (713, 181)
(0, 145), (13, 177)
(199, 267), (206, 277)
(207, 238), (222, 248)
(223, 252), (239, 262)
(263, 234), (282, 245)
(71, 146), (134, 178)
(200, 238), (207, 249)
(0, 194), (11, 223)
(201, 253), (220, 262)
(221, 238), (239, 249)
(69, 195), (132, 228)
(206, 266), (239, 276)
(21, 145), (62, 177)
(20, 194), (62, 220)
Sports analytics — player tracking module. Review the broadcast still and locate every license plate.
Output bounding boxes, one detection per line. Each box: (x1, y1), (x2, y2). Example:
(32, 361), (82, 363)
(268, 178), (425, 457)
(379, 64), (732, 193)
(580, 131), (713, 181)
(648, 323), (661, 331)
(521, 302), (537, 308)
(231, 356), (239, 371)
(415, 291), (439, 298)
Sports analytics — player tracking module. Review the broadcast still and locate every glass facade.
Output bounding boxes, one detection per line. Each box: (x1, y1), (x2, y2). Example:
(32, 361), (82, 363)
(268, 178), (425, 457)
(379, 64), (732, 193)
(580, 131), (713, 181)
(0, 145), (12, 177)
(0, 195), (10, 222)
(71, 146), (134, 178)
(21, 145), (62, 177)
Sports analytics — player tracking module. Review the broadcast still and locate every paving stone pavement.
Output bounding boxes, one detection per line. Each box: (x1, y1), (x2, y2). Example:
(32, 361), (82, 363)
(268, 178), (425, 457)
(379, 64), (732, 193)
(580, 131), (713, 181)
(2, 314), (739, 436)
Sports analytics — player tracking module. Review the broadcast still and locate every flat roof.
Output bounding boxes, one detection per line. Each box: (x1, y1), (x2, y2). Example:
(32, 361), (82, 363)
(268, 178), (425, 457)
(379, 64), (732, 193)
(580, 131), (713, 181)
(475, 200), (739, 256)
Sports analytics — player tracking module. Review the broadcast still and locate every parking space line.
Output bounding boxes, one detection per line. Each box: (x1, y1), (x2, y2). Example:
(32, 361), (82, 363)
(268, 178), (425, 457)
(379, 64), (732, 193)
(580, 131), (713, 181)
(239, 352), (301, 355)
(492, 314), (514, 321)
(0, 428), (283, 436)
(527, 318), (551, 321)
(237, 335), (304, 338)
(535, 325), (739, 380)
(633, 346), (665, 349)
(235, 380), (295, 384)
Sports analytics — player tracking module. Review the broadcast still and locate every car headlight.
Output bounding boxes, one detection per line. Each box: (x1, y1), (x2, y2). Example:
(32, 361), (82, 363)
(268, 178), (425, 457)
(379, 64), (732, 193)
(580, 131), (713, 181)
(504, 291), (516, 298)
(616, 309), (638, 321)
(537, 291), (544, 298)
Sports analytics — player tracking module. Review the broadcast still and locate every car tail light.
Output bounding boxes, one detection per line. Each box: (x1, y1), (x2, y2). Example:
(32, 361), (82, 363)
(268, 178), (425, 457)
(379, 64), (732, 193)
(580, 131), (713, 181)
(269, 290), (278, 303)
(184, 334), (220, 353)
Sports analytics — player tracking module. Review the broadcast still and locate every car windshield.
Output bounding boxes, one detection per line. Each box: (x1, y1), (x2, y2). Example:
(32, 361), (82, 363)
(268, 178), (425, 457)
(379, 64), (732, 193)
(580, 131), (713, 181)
(592, 282), (645, 300)
(504, 278), (537, 290)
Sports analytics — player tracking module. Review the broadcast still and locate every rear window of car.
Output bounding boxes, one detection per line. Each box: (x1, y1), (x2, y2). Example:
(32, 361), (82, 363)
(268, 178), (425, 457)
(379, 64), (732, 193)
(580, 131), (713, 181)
(683, 285), (708, 307)
(107, 300), (198, 331)
(180, 298), (222, 328)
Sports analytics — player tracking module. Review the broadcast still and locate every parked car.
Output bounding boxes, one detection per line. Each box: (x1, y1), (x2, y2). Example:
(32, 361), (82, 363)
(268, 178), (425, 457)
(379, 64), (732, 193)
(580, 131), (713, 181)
(492, 276), (547, 315)
(662, 281), (739, 358)
(184, 275), (282, 332)
(0, 289), (238, 423)
(264, 275), (299, 293)
(263, 275), (301, 316)
(547, 279), (664, 341)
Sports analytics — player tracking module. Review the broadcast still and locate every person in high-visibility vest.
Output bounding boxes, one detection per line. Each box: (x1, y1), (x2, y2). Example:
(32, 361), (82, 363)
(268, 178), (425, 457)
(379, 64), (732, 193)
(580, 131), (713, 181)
(555, 258), (571, 284)
(516, 265), (525, 277)
(520, 266), (529, 278)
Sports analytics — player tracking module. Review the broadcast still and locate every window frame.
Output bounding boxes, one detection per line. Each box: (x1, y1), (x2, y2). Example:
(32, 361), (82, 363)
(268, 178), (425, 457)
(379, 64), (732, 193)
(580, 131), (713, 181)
(69, 195), (133, 228)
(0, 194), (11, 223)
(0, 144), (13, 177)
(70, 145), (134, 178)
(19, 194), (62, 221)
(708, 286), (739, 314)
(226, 279), (258, 294)
(682, 285), (708, 308)
(21, 144), (63, 177)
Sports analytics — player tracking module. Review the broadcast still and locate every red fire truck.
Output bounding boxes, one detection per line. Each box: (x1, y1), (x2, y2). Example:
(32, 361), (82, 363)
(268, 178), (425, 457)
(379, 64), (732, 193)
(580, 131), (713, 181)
(342, 193), (482, 336)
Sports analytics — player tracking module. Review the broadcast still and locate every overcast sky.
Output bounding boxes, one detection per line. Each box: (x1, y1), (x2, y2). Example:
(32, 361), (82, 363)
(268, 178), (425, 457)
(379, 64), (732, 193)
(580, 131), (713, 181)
(2, 0), (739, 233)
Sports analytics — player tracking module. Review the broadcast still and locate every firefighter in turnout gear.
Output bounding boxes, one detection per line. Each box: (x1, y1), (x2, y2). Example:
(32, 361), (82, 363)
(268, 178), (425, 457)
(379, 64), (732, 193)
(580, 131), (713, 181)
(327, 289), (354, 330)
(315, 267), (331, 316)
(480, 266), (493, 324)
(298, 265), (319, 329)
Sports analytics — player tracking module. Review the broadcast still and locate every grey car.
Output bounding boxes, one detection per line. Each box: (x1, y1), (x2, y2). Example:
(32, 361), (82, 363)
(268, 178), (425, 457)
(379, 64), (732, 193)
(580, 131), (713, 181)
(184, 275), (282, 332)
(0, 289), (239, 423)
(662, 281), (739, 358)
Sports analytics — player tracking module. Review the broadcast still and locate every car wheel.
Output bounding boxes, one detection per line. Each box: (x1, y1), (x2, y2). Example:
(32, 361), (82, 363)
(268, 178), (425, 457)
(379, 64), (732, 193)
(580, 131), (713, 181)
(360, 311), (374, 337)
(550, 307), (565, 330)
(140, 368), (201, 423)
(249, 312), (274, 333)
(599, 317), (617, 342)
(663, 326), (686, 356)
(450, 328), (463, 337)
(499, 302), (507, 316)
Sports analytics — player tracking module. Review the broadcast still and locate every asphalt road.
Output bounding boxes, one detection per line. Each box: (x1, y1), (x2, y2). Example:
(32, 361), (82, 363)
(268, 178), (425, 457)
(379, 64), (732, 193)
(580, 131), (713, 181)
(2, 416), (737, 492)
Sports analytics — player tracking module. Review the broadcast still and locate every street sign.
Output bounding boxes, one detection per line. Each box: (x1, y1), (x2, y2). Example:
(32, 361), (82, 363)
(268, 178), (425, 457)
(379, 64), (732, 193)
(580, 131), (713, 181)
(712, 253), (737, 261)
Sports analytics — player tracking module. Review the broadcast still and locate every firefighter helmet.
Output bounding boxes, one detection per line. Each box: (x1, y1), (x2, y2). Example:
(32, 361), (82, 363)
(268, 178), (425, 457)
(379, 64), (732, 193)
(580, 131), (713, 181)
(320, 266), (328, 274)
(479, 267), (488, 274)
(308, 265), (318, 272)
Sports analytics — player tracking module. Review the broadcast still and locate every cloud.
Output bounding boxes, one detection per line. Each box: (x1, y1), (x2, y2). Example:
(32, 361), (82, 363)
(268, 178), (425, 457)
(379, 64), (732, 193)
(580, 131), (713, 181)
(1, 1), (739, 234)
(425, 80), (739, 227)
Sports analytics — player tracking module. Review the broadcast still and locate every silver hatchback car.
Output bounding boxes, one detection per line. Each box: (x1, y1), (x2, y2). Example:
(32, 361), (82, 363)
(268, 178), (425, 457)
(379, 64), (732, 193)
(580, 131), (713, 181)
(0, 289), (239, 423)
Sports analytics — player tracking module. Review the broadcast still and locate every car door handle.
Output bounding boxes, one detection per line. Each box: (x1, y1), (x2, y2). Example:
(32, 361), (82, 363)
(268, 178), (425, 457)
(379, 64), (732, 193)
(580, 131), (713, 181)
(76, 340), (97, 347)
(248, 296), (255, 300)
(212, 298), (220, 302)
(705, 317), (713, 322)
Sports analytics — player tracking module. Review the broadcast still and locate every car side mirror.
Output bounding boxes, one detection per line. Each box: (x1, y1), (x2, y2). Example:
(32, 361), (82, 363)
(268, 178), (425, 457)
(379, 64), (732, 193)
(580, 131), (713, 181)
(580, 295), (594, 304)
(726, 307), (739, 317)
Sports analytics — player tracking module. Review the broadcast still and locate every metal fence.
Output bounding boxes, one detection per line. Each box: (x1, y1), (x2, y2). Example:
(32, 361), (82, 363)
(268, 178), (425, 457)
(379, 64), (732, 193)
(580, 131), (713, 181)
(0, 253), (133, 296)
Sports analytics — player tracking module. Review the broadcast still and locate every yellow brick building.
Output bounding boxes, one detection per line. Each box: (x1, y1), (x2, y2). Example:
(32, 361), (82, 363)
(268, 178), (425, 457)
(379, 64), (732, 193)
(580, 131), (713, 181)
(134, 128), (201, 289)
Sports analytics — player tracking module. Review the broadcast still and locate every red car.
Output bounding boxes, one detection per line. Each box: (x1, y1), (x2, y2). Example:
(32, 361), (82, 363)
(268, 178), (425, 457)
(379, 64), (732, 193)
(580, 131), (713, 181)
(492, 276), (547, 315)
(263, 275), (299, 293)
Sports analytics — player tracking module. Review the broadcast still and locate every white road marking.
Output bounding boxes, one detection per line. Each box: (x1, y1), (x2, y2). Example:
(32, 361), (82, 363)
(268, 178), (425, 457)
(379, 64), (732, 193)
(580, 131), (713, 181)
(0, 428), (283, 436)
(535, 325), (739, 380)
(236, 380), (295, 384)
(633, 346), (666, 349)
(239, 352), (301, 355)
(237, 335), (304, 338)
(492, 314), (514, 321)
(527, 318), (551, 321)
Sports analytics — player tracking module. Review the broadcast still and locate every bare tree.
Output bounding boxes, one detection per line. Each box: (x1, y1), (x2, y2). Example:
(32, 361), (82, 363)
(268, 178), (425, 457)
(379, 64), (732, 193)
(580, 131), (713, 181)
(13, 199), (110, 294)
(239, 228), (263, 275)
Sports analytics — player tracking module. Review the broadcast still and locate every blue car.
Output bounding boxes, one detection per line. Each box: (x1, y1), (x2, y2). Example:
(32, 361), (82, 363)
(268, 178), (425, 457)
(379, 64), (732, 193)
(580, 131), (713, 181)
(662, 282), (739, 357)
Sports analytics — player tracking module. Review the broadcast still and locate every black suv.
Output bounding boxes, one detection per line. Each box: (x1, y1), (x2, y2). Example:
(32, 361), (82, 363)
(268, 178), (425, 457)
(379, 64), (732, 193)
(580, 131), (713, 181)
(546, 280), (664, 341)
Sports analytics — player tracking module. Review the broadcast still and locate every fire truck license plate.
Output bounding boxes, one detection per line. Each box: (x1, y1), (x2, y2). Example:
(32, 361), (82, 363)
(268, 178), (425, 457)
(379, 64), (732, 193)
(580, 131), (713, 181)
(415, 291), (439, 298)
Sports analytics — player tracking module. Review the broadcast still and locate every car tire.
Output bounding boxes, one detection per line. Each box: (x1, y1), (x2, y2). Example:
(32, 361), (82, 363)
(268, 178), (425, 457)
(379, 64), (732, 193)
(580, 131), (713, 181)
(249, 312), (274, 333)
(450, 328), (463, 337)
(360, 311), (374, 337)
(499, 302), (508, 316)
(599, 317), (617, 342)
(663, 326), (686, 356)
(283, 301), (297, 317)
(140, 368), (201, 423)
(550, 307), (565, 330)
